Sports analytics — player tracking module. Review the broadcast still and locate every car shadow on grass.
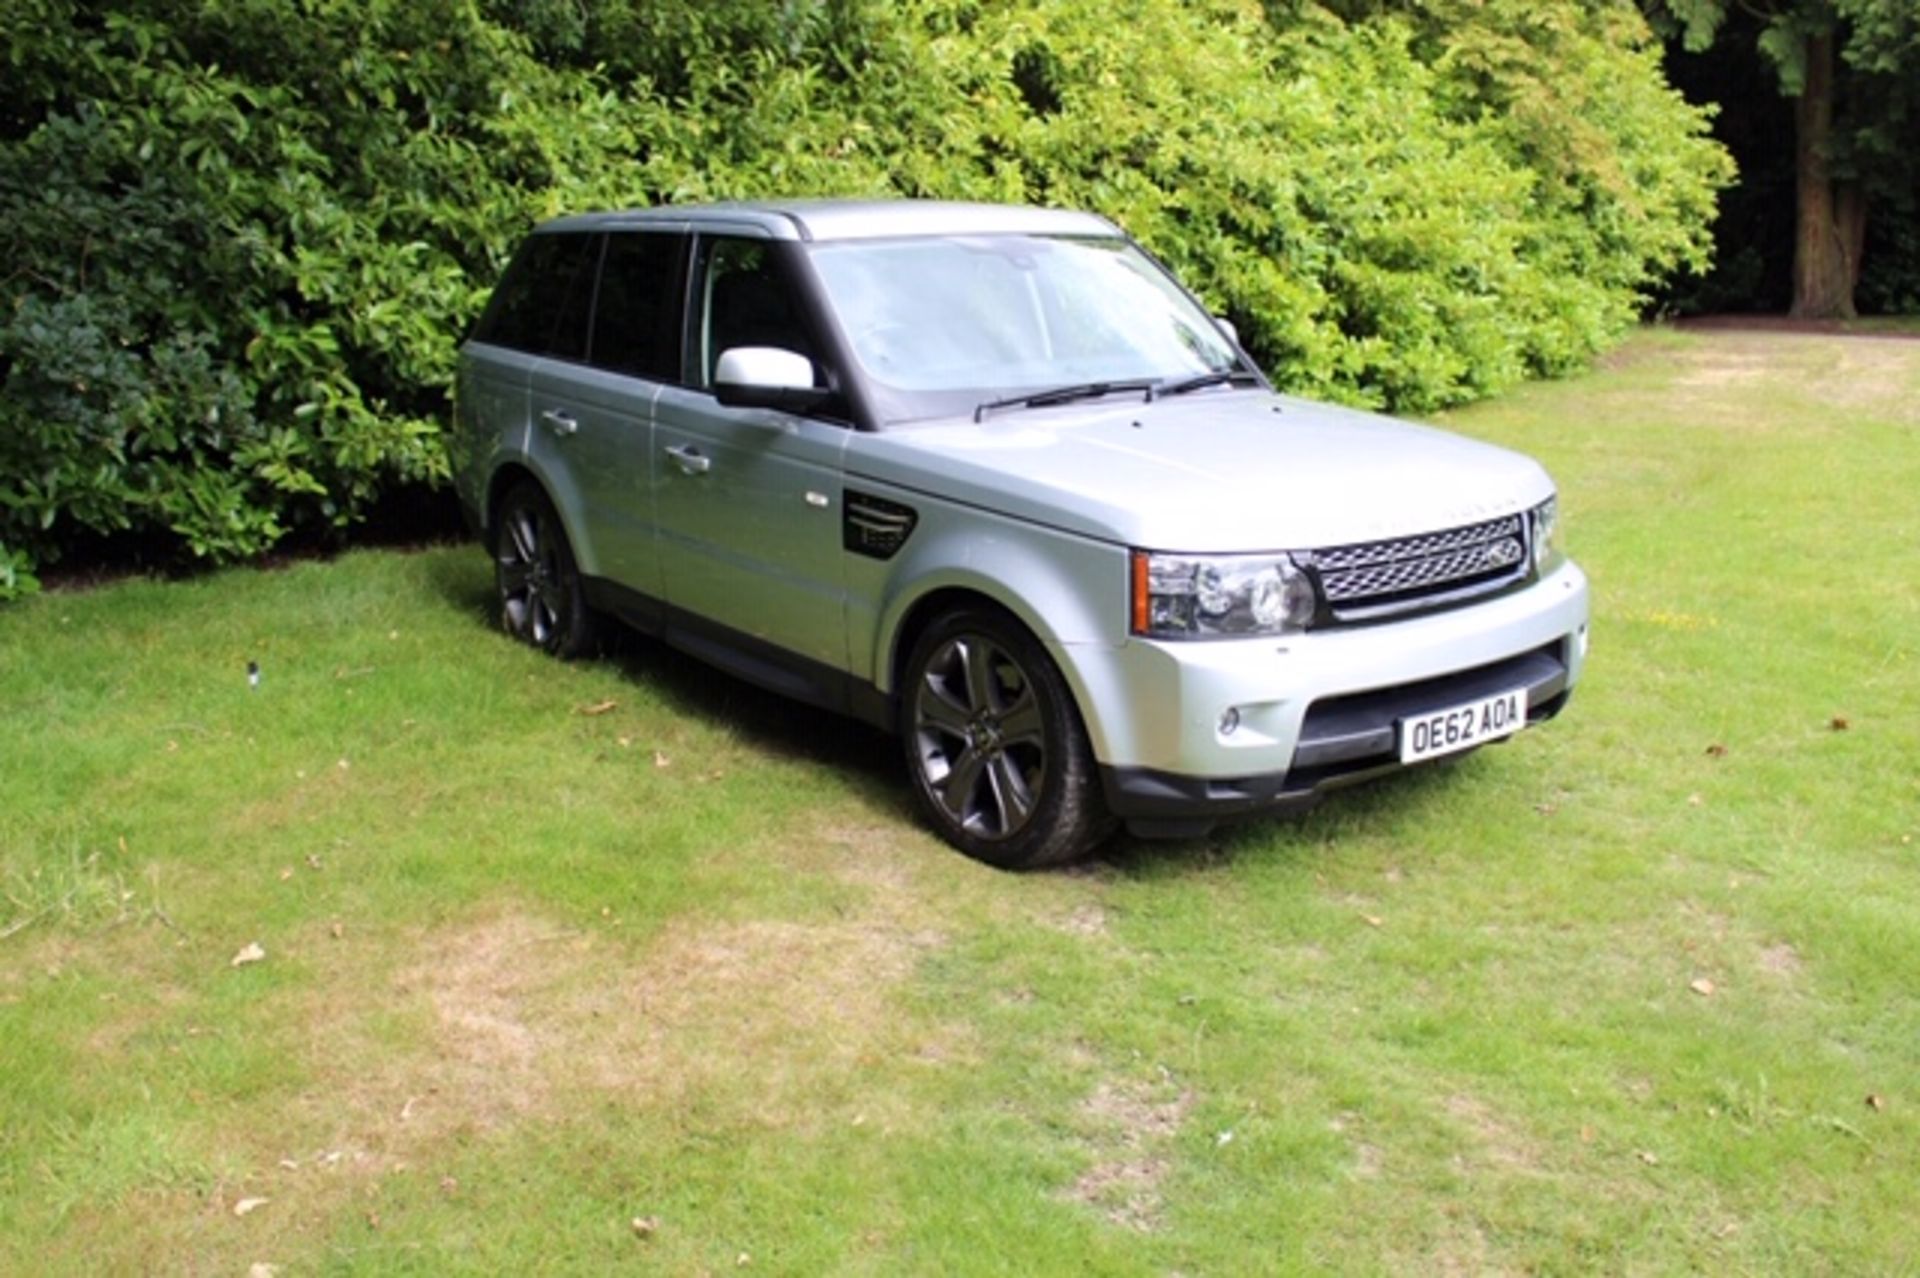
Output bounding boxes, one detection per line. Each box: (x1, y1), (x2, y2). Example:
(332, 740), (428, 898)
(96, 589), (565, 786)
(424, 551), (906, 817)
(598, 625), (904, 806)
(1097, 759), (1470, 881)
(426, 551), (1469, 878)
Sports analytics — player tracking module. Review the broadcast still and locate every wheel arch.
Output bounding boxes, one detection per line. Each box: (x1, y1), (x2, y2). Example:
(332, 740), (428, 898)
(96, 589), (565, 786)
(887, 586), (1019, 701)
(875, 572), (1121, 766)
(483, 458), (594, 569)
(482, 461), (542, 553)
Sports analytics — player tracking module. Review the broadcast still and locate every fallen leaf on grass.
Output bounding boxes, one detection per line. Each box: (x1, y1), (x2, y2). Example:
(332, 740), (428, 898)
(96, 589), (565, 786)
(578, 699), (618, 716)
(1866, 1094), (1886, 1112)
(1829, 715), (1850, 731)
(306, 854), (322, 871)
(1686, 793), (1703, 807)
(1689, 978), (1716, 997)
(653, 751), (671, 769)
(278, 867), (293, 882)
(1534, 801), (1558, 815)
(1361, 914), (1383, 928)
(329, 922), (344, 940)
(631, 1216), (659, 1240)
(440, 1176), (459, 1196)
(1637, 1150), (1660, 1166)
(230, 942), (267, 968)
(248, 1265), (280, 1278)
(1579, 1125), (1595, 1144)
(233, 1197), (269, 1217)
(1704, 743), (1727, 758)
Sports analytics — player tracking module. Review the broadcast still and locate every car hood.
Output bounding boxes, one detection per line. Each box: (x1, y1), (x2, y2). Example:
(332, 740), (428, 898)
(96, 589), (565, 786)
(846, 389), (1554, 551)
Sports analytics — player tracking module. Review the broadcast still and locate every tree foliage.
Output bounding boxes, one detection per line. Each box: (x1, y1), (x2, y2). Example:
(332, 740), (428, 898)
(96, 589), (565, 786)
(0, 0), (1729, 597)
(1648, 0), (1920, 316)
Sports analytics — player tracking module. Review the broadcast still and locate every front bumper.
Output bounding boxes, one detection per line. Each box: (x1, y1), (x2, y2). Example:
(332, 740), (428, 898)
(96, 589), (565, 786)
(1100, 640), (1573, 835)
(1053, 561), (1589, 835)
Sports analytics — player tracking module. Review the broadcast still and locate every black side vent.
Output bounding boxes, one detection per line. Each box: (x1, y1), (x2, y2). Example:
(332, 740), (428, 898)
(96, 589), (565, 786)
(844, 490), (918, 560)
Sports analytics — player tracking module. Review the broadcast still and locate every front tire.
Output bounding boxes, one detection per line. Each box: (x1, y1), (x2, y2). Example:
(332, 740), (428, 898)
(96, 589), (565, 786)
(901, 608), (1114, 869)
(493, 481), (599, 659)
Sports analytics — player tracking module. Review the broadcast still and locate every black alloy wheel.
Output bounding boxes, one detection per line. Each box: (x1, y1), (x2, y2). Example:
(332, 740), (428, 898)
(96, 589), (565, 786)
(494, 482), (598, 659)
(902, 607), (1113, 869)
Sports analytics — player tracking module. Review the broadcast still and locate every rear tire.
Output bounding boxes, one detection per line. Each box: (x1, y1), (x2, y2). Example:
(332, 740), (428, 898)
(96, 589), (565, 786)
(493, 481), (600, 659)
(900, 607), (1115, 869)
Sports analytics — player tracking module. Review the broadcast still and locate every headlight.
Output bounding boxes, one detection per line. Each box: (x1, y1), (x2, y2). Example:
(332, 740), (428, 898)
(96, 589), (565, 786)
(1130, 550), (1317, 638)
(1531, 496), (1565, 573)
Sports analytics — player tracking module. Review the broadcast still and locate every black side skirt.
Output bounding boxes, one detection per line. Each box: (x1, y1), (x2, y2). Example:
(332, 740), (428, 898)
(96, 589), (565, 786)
(581, 576), (896, 732)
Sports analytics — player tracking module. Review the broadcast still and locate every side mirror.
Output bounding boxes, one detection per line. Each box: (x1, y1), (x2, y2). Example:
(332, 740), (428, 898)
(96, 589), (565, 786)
(713, 346), (830, 412)
(1214, 315), (1240, 348)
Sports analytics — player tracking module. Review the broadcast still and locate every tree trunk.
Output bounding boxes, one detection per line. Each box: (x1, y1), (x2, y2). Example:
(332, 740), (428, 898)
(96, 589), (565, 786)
(1791, 29), (1858, 319)
(1836, 181), (1866, 296)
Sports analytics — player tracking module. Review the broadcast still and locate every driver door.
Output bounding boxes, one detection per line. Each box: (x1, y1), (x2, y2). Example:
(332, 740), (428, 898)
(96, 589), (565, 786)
(651, 235), (853, 693)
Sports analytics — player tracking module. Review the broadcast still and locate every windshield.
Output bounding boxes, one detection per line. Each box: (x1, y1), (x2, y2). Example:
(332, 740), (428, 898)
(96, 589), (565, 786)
(804, 234), (1249, 425)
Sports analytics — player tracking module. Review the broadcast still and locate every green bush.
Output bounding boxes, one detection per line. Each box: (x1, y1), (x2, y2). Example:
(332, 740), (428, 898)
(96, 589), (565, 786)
(0, 0), (1729, 598)
(0, 1), (616, 595)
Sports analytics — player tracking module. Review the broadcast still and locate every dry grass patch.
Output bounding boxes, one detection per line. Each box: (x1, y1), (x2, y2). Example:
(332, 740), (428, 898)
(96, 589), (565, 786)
(1663, 331), (1918, 425)
(1756, 941), (1804, 978)
(1053, 902), (1110, 938)
(1062, 1076), (1195, 1233)
(92, 891), (968, 1268)
(1441, 1092), (1546, 1175)
(292, 895), (956, 1158)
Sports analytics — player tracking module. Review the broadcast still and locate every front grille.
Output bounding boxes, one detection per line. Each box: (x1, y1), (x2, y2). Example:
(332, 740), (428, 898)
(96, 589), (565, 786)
(1310, 514), (1528, 618)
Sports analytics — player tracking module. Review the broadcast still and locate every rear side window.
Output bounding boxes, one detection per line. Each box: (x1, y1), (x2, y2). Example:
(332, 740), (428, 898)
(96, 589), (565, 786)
(470, 232), (600, 356)
(589, 232), (687, 381)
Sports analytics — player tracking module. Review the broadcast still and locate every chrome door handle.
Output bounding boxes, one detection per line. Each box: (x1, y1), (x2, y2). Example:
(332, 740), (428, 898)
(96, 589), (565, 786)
(539, 409), (578, 437)
(666, 444), (711, 475)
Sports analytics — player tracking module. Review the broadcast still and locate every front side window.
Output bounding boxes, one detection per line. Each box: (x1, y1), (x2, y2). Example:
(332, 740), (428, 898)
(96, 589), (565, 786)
(805, 234), (1244, 423)
(695, 237), (821, 387)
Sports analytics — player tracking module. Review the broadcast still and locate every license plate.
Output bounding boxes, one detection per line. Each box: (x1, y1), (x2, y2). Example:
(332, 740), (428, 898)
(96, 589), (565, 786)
(1399, 688), (1528, 764)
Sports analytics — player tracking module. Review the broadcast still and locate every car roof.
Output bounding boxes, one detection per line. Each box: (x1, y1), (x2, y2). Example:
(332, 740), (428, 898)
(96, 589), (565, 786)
(535, 199), (1121, 243)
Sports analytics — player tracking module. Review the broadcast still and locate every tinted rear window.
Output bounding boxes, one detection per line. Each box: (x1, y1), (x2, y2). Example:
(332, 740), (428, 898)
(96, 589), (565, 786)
(470, 232), (600, 356)
(589, 232), (686, 381)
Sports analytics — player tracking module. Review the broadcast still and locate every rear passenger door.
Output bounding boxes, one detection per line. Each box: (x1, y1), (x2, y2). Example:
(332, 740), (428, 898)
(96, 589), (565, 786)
(526, 229), (687, 600)
(456, 232), (594, 527)
(652, 234), (854, 690)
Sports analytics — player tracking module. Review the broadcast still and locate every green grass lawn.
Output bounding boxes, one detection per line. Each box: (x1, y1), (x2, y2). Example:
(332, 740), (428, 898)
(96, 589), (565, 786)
(3, 327), (1917, 1274)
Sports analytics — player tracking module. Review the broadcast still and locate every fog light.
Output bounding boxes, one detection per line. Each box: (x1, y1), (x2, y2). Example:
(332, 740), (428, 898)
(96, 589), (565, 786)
(1219, 706), (1241, 736)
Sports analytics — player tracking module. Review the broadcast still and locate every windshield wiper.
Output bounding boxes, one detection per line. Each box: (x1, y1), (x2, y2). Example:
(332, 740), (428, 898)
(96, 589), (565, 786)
(1152, 369), (1263, 398)
(973, 379), (1159, 422)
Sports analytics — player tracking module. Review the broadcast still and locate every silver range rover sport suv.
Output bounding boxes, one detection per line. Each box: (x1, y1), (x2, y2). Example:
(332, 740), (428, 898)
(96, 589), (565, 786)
(451, 200), (1590, 868)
